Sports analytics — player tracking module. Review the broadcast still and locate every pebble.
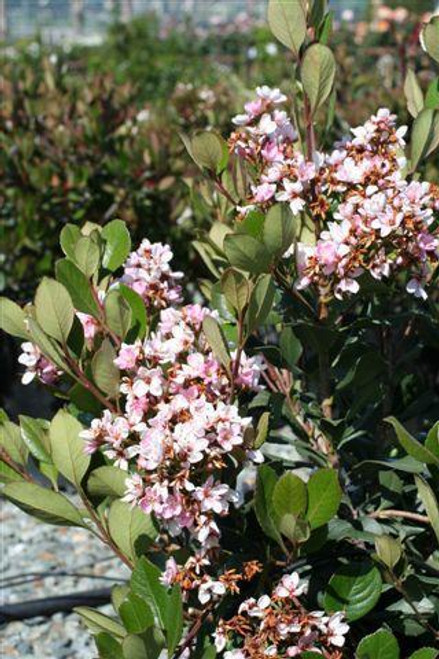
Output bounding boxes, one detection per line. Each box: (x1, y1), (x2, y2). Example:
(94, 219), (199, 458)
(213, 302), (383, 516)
(1, 501), (130, 658)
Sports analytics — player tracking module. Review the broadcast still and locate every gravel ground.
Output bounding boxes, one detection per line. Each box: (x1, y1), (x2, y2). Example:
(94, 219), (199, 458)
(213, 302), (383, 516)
(1, 500), (130, 658)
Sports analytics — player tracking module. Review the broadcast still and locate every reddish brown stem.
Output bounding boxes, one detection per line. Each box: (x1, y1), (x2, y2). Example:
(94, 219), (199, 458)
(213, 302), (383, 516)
(0, 447), (34, 483)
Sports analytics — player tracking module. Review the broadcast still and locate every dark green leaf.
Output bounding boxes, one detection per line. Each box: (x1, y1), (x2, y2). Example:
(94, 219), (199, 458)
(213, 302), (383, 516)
(102, 220), (131, 271)
(325, 561), (382, 621)
(306, 468), (342, 529)
(356, 628), (400, 659)
(4, 482), (84, 527)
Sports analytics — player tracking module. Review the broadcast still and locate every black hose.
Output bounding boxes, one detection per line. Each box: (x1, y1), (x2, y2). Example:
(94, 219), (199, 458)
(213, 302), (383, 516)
(0, 587), (112, 623)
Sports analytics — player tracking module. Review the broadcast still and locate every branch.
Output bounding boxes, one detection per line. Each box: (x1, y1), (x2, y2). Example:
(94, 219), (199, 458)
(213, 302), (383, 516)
(368, 509), (429, 524)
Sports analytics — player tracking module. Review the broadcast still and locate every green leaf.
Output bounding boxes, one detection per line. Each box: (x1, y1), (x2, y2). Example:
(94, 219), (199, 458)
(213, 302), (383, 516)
(267, 0), (307, 55)
(118, 284), (148, 340)
(356, 628), (400, 659)
(409, 650), (438, 659)
(415, 475), (439, 545)
(202, 316), (231, 374)
(119, 593), (154, 634)
(49, 409), (90, 486)
(272, 472), (307, 519)
(404, 69), (424, 118)
(35, 278), (74, 343)
(1, 419), (29, 465)
(422, 16), (439, 64)
(224, 233), (272, 274)
(131, 557), (170, 630)
(56, 259), (100, 317)
(102, 220), (131, 271)
(60, 224), (81, 261)
(74, 606), (126, 638)
(19, 415), (51, 463)
(0, 460), (25, 484)
(104, 290), (132, 339)
(410, 108), (435, 171)
(3, 482), (84, 526)
(95, 632), (124, 659)
(374, 535), (402, 569)
(425, 78), (439, 109)
(109, 500), (157, 563)
(27, 318), (71, 375)
(262, 204), (297, 258)
(425, 421), (439, 459)
(385, 417), (439, 466)
(324, 561), (382, 621)
(0, 297), (28, 339)
(166, 585), (183, 654)
(279, 513), (310, 543)
(280, 327), (302, 368)
(220, 268), (250, 314)
(87, 465), (128, 498)
(246, 274), (276, 333)
(254, 411), (270, 449)
(112, 584), (131, 614)
(306, 468), (342, 529)
(191, 131), (228, 173)
(92, 339), (120, 397)
(301, 44), (336, 113)
(254, 464), (284, 547)
(122, 630), (165, 659)
(74, 235), (101, 278)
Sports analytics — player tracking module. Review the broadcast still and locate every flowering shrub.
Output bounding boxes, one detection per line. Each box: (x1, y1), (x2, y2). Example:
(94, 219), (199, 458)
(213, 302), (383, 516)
(1, 2), (439, 659)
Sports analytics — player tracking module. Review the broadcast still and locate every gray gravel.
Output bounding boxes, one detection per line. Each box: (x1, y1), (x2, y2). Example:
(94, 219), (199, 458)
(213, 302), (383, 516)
(1, 500), (130, 658)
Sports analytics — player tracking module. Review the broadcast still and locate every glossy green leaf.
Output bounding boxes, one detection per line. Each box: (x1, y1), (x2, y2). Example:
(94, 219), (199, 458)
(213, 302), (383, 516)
(202, 315), (231, 374)
(302, 43), (336, 113)
(87, 465), (128, 498)
(404, 69), (424, 118)
(220, 268), (250, 314)
(102, 220), (131, 271)
(95, 632), (124, 659)
(425, 421), (439, 459)
(273, 472), (307, 519)
(385, 417), (439, 466)
(325, 561), (382, 621)
(254, 411), (270, 449)
(356, 628), (400, 659)
(409, 649), (438, 659)
(74, 606), (126, 638)
(254, 464), (284, 547)
(246, 274), (276, 333)
(1, 419), (29, 465)
(56, 259), (100, 317)
(415, 475), (439, 545)
(49, 409), (89, 486)
(118, 284), (148, 340)
(262, 204), (297, 258)
(91, 338), (120, 397)
(109, 501), (157, 563)
(306, 468), (342, 529)
(224, 233), (272, 274)
(19, 415), (51, 463)
(422, 16), (439, 63)
(104, 289), (132, 339)
(267, 0), (307, 55)
(191, 131), (228, 173)
(131, 557), (170, 629)
(119, 593), (154, 634)
(35, 278), (74, 343)
(0, 297), (28, 339)
(410, 108), (435, 171)
(60, 224), (81, 261)
(3, 482), (84, 527)
(374, 535), (402, 569)
(166, 585), (183, 654)
(74, 235), (101, 277)
(27, 318), (72, 375)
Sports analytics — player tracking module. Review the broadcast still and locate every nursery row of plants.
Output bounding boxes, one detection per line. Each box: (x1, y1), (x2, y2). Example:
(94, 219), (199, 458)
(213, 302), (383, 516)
(1, 1), (439, 658)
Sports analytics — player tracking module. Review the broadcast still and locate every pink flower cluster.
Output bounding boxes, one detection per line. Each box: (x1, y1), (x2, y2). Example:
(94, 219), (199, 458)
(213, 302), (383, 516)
(214, 572), (349, 658)
(230, 90), (439, 300)
(18, 341), (61, 386)
(80, 243), (264, 546)
(120, 238), (183, 310)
